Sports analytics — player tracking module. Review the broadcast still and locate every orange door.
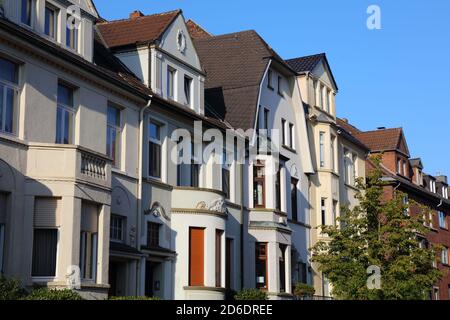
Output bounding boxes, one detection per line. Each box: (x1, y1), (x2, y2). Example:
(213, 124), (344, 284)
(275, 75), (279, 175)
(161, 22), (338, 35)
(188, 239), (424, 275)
(189, 228), (204, 286)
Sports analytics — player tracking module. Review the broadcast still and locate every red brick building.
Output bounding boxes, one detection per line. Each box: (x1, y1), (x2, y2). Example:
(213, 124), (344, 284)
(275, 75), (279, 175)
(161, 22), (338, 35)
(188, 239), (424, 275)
(338, 119), (450, 300)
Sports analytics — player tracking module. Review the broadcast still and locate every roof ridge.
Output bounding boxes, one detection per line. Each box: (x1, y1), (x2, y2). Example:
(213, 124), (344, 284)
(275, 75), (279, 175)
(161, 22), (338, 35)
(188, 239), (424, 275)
(97, 9), (181, 25)
(286, 52), (325, 62)
(356, 127), (402, 134)
(186, 19), (213, 36)
(195, 29), (257, 42)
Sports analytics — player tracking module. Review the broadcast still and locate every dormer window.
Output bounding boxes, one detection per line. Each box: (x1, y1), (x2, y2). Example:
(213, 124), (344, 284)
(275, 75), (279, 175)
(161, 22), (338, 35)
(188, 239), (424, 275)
(430, 180), (436, 193)
(21, 0), (33, 26)
(443, 186), (448, 199)
(45, 3), (58, 40)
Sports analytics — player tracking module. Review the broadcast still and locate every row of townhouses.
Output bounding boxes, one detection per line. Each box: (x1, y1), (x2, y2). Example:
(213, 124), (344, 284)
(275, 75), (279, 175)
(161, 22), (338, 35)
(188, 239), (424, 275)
(0, 0), (448, 300)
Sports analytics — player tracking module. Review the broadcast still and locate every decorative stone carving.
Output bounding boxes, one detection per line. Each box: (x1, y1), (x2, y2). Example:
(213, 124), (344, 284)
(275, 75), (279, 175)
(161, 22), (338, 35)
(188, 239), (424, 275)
(145, 202), (170, 221)
(195, 199), (227, 214)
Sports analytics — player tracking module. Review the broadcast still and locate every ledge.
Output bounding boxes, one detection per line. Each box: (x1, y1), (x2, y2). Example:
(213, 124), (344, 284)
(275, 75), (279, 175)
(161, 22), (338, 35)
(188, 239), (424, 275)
(171, 208), (227, 219)
(183, 286), (226, 293)
(144, 177), (174, 191)
(173, 186), (226, 197)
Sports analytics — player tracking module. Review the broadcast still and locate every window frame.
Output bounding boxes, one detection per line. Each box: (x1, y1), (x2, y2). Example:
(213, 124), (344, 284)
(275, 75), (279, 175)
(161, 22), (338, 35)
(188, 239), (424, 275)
(255, 242), (268, 290)
(0, 58), (19, 136)
(277, 75), (283, 97)
(148, 119), (163, 179)
(222, 150), (231, 200)
(110, 214), (125, 243)
(267, 69), (274, 90)
(183, 75), (193, 107)
(55, 82), (75, 145)
(167, 66), (177, 100)
(321, 198), (326, 225)
(106, 104), (122, 168)
(441, 247), (449, 265)
(253, 160), (266, 208)
(291, 177), (299, 221)
(44, 2), (58, 40)
(147, 222), (160, 248)
(319, 132), (325, 168)
(66, 15), (79, 52)
(21, 0), (34, 27)
(31, 228), (59, 278)
(438, 211), (447, 230)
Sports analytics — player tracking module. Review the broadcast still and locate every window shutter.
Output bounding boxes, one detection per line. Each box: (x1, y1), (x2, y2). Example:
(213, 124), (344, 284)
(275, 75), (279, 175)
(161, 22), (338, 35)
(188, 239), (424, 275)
(0, 193), (6, 224)
(34, 198), (61, 228)
(81, 202), (98, 233)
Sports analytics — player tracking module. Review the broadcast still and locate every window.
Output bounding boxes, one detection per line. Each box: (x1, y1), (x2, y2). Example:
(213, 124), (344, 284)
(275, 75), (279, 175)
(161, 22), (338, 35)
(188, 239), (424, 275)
(167, 66), (176, 100)
(297, 262), (307, 284)
(225, 238), (233, 290)
(191, 146), (200, 188)
(322, 87), (328, 112)
(110, 215), (125, 242)
(267, 69), (274, 90)
(318, 84), (323, 108)
(107, 105), (121, 167)
(397, 159), (401, 174)
(44, 3), (58, 40)
(80, 202), (98, 281)
(277, 76), (283, 96)
(291, 178), (298, 221)
(330, 135), (336, 172)
(0, 193), (5, 273)
(289, 123), (294, 149)
(275, 169), (281, 211)
(438, 211), (447, 229)
(32, 198), (61, 277)
(21, 0), (33, 26)
(319, 132), (325, 168)
(0, 58), (19, 135)
(255, 243), (267, 289)
(253, 161), (265, 207)
(332, 200), (338, 226)
(321, 198), (326, 225)
(344, 149), (356, 185)
(215, 230), (223, 287)
(147, 222), (160, 247)
(430, 180), (436, 193)
(184, 75), (192, 106)
(326, 89), (331, 113)
(442, 187), (448, 199)
(222, 151), (230, 199)
(279, 244), (286, 292)
(66, 15), (78, 51)
(148, 120), (162, 178)
(441, 247), (449, 265)
(403, 195), (409, 216)
(56, 83), (74, 144)
(402, 161), (407, 177)
(281, 119), (286, 145)
(263, 108), (269, 131)
(189, 227), (204, 286)
(433, 287), (440, 300)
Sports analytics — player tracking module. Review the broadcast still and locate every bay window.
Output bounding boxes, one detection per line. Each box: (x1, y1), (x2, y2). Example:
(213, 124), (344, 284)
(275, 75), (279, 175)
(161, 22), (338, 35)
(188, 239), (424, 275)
(0, 58), (19, 135)
(56, 83), (74, 144)
(148, 120), (162, 178)
(107, 104), (121, 167)
(80, 202), (99, 282)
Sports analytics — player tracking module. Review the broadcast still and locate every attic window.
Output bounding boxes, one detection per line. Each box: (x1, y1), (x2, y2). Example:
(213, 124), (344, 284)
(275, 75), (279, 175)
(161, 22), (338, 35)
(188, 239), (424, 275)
(177, 30), (186, 53)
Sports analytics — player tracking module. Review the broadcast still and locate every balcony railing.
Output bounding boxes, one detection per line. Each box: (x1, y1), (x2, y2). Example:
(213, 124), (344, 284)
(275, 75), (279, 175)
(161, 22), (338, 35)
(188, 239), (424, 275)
(81, 152), (107, 180)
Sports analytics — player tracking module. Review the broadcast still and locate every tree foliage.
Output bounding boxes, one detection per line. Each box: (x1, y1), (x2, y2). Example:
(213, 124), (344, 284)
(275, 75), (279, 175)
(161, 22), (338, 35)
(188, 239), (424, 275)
(311, 157), (442, 300)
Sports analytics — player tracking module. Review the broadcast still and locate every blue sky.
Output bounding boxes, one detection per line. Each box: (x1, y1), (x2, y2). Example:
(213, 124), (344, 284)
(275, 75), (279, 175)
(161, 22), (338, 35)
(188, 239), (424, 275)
(95, 0), (450, 176)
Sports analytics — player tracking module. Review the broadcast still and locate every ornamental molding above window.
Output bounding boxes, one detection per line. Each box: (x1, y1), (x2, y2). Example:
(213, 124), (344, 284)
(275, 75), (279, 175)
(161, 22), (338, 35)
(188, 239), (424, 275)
(196, 199), (227, 214)
(145, 201), (170, 221)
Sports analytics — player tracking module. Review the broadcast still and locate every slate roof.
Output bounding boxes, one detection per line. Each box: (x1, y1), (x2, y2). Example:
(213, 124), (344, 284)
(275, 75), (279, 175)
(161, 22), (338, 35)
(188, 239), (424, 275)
(96, 10), (181, 49)
(286, 53), (338, 90)
(194, 30), (294, 130)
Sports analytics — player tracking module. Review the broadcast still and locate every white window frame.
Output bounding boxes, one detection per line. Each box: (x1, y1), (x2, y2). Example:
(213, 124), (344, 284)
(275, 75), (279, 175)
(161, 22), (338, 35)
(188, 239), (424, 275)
(80, 231), (98, 281)
(65, 13), (79, 52)
(441, 247), (449, 265)
(0, 72), (19, 136)
(289, 123), (295, 149)
(183, 75), (193, 107)
(44, 2), (59, 41)
(106, 104), (122, 168)
(319, 132), (325, 168)
(167, 66), (177, 100)
(438, 211), (447, 229)
(148, 117), (166, 181)
(56, 83), (75, 144)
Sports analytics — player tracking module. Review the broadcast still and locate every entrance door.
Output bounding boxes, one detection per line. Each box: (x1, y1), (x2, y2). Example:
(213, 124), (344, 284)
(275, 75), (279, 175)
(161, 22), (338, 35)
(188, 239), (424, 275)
(108, 261), (118, 297)
(145, 261), (154, 297)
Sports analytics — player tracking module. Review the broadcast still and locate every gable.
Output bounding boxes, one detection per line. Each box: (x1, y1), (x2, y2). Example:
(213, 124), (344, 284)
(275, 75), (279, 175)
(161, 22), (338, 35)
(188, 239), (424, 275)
(159, 14), (202, 71)
(397, 131), (410, 156)
(312, 60), (337, 91)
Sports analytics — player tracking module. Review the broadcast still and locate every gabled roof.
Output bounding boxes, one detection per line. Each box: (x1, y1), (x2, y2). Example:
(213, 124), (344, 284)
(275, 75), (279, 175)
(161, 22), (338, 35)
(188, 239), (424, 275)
(194, 30), (295, 130)
(335, 118), (369, 152)
(409, 158), (424, 169)
(186, 19), (212, 40)
(354, 127), (410, 156)
(286, 53), (338, 91)
(96, 10), (181, 49)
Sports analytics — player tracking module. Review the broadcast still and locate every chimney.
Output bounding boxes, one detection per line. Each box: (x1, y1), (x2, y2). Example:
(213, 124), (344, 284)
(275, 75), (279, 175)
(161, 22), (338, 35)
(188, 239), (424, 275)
(342, 118), (348, 123)
(377, 127), (386, 130)
(130, 10), (144, 19)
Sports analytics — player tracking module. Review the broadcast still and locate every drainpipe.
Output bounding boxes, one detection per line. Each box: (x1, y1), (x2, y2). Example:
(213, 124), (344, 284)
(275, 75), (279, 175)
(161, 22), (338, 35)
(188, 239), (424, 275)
(437, 199), (443, 208)
(240, 156), (245, 291)
(136, 97), (153, 295)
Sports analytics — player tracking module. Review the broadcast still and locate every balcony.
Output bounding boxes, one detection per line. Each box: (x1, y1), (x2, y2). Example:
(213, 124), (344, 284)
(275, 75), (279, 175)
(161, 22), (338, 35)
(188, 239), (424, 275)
(27, 143), (112, 189)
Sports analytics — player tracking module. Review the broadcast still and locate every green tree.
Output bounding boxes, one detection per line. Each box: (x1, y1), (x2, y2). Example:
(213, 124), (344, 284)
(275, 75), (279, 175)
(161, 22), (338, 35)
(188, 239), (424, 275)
(311, 157), (442, 300)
